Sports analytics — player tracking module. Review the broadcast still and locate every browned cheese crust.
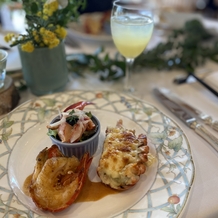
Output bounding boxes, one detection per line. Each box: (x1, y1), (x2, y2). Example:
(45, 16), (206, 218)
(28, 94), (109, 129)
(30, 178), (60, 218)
(97, 119), (149, 190)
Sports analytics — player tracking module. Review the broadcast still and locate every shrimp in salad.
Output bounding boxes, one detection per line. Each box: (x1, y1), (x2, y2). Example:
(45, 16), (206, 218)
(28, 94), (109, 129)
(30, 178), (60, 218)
(47, 101), (96, 143)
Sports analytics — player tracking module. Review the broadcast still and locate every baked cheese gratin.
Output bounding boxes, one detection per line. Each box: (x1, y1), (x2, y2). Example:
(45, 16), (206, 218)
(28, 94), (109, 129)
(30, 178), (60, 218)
(97, 119), (152, 190)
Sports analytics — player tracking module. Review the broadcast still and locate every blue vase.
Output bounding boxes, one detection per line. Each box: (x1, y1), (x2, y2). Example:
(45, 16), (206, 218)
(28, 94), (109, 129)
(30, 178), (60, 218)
(19, 41), (68, 96)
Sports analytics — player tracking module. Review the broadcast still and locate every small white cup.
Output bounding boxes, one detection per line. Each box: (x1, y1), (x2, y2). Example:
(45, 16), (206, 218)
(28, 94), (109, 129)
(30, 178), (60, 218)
(0, 49), (8, 89)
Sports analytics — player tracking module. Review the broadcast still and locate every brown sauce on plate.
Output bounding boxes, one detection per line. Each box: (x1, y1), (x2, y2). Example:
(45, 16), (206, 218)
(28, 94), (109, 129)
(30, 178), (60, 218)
(75, 177), (120, 202)
(23, 174), (119, 202)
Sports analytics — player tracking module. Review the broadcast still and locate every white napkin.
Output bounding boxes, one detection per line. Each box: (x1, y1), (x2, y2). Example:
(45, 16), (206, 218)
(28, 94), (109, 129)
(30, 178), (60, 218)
(0, 34), (21, 71)
(0, 4), (15, 32)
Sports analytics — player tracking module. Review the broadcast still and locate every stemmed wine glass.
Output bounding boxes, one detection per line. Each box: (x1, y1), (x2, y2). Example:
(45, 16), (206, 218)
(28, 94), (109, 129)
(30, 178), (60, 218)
(111, 0), (154, 92)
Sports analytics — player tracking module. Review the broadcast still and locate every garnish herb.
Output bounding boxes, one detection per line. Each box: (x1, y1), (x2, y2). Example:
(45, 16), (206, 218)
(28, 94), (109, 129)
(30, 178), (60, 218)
(47, 109), (95, 140)
(47, 129), (58, 138)
(85, 111), (92, 118)
(66, 110), (79, 126)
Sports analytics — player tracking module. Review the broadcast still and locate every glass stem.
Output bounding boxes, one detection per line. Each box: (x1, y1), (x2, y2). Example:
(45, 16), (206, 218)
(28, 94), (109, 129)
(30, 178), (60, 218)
(125, 58), (134, 91)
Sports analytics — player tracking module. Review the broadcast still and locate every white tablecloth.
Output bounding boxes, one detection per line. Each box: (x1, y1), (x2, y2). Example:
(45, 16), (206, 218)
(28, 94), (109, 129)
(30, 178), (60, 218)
(3, 16), (218, 218)
(17, 56), (218, 218)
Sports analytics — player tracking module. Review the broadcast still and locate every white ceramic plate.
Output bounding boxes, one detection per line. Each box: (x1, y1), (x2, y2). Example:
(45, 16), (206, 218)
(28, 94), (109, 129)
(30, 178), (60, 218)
(1, 90), (195, 218)
(8, 110), (158, 218)
(67, 13), (112, 46)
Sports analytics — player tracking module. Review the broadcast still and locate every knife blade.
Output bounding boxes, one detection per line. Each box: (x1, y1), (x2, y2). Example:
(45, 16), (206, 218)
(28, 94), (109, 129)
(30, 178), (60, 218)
(156, 87), (218, 132)
(153, 87), (218, 152)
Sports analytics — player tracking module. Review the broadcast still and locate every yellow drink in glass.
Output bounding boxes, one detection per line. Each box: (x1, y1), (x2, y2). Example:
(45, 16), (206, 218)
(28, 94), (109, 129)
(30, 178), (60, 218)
(111, 1), (154, 92)
(111, 15), (154, 59)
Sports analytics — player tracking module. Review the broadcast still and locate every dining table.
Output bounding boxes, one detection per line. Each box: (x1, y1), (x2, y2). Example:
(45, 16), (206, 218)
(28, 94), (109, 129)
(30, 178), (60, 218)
(1, 10), (218, 218)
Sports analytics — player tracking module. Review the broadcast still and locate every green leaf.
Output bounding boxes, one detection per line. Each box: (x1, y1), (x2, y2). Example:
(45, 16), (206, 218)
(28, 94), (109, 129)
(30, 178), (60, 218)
(47, 129), (58, 138)
(68, 50), (125, 81)
(168, 136), (183, 152)
(176, 204), (182, 212)
(104, 53), (109, 62)
(169, 164), (176, 172)
(66, 114), (79, 124)
(85, 111), (92, 118)
(37, 108), (46, 122)
(167, 213), (177, 217)
(41, 98), (57, 107)
(69, 109), (75, 115)
(149, 131), (167, 144)
(1, 128), (12, 141)
(30, 2), (38, 14)
(2, 120), (14, 129)
(161, 206), (175, 213)
(143, 107), (153, 116)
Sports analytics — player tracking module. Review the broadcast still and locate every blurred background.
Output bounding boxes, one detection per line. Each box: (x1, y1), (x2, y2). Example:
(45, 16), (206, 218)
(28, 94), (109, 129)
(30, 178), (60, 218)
(0, 0), (218, 76)
(0, 0), (218, 34)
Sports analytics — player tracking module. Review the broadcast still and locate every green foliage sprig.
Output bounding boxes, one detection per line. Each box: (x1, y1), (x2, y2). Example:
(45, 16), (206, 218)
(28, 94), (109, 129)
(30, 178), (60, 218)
(67, 47), (126, 81)
(67, 19), (218, 81)
(135, 19), (218, 73)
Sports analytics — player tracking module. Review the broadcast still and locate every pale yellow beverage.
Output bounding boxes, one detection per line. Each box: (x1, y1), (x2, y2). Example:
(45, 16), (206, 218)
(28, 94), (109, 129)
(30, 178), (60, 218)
(111, 15), (154, 59)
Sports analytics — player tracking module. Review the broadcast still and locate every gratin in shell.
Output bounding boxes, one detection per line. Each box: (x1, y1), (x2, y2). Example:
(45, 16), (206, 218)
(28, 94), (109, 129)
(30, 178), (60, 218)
(97, 119), (149, 190)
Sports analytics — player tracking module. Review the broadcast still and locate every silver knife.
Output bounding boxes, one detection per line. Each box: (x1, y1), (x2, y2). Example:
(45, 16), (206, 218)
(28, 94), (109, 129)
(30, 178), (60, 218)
(156, 87), (218, 132)
(153, 87), (218, 152)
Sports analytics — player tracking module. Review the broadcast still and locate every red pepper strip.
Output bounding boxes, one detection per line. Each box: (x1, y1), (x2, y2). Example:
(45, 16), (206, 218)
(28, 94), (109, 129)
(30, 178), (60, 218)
(63, 101), (95, 112)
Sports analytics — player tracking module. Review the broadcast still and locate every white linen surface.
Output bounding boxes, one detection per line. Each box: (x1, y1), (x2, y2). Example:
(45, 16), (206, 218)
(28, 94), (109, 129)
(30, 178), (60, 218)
(3, 10), (218, 218)
(142, 75), (218, 218)
(204, 71), (218, 92)
(18, 66), (218, 218)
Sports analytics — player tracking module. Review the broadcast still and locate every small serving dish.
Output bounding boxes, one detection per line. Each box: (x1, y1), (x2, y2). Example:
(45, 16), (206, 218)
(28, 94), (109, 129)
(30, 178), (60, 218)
(49, 115), (100, 160)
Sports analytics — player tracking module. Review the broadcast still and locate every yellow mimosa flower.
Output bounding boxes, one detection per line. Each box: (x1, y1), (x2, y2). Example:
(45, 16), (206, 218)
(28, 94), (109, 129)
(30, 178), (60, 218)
(4, 34), (10, 43)
(37, 11), (42, 17)
(40, 27), (45, 34)
(48, 38), (60, 49)
(4, 33), (15, 42)
(44, 0), (59, 16)
(43, 39), (49, 45)
(21, 41), (34, 52)
(32, 30), (37, 36)
(4, 0), (85, 51)
(43, 8), (48, 14)
(34, 35), (41, 43)
(43, 15), (48, 20)
(55, 26), (67, 39)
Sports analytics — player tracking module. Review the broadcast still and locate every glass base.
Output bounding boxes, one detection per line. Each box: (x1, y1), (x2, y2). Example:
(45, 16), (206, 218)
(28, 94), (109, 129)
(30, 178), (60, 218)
(0, 71), (6, 89)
